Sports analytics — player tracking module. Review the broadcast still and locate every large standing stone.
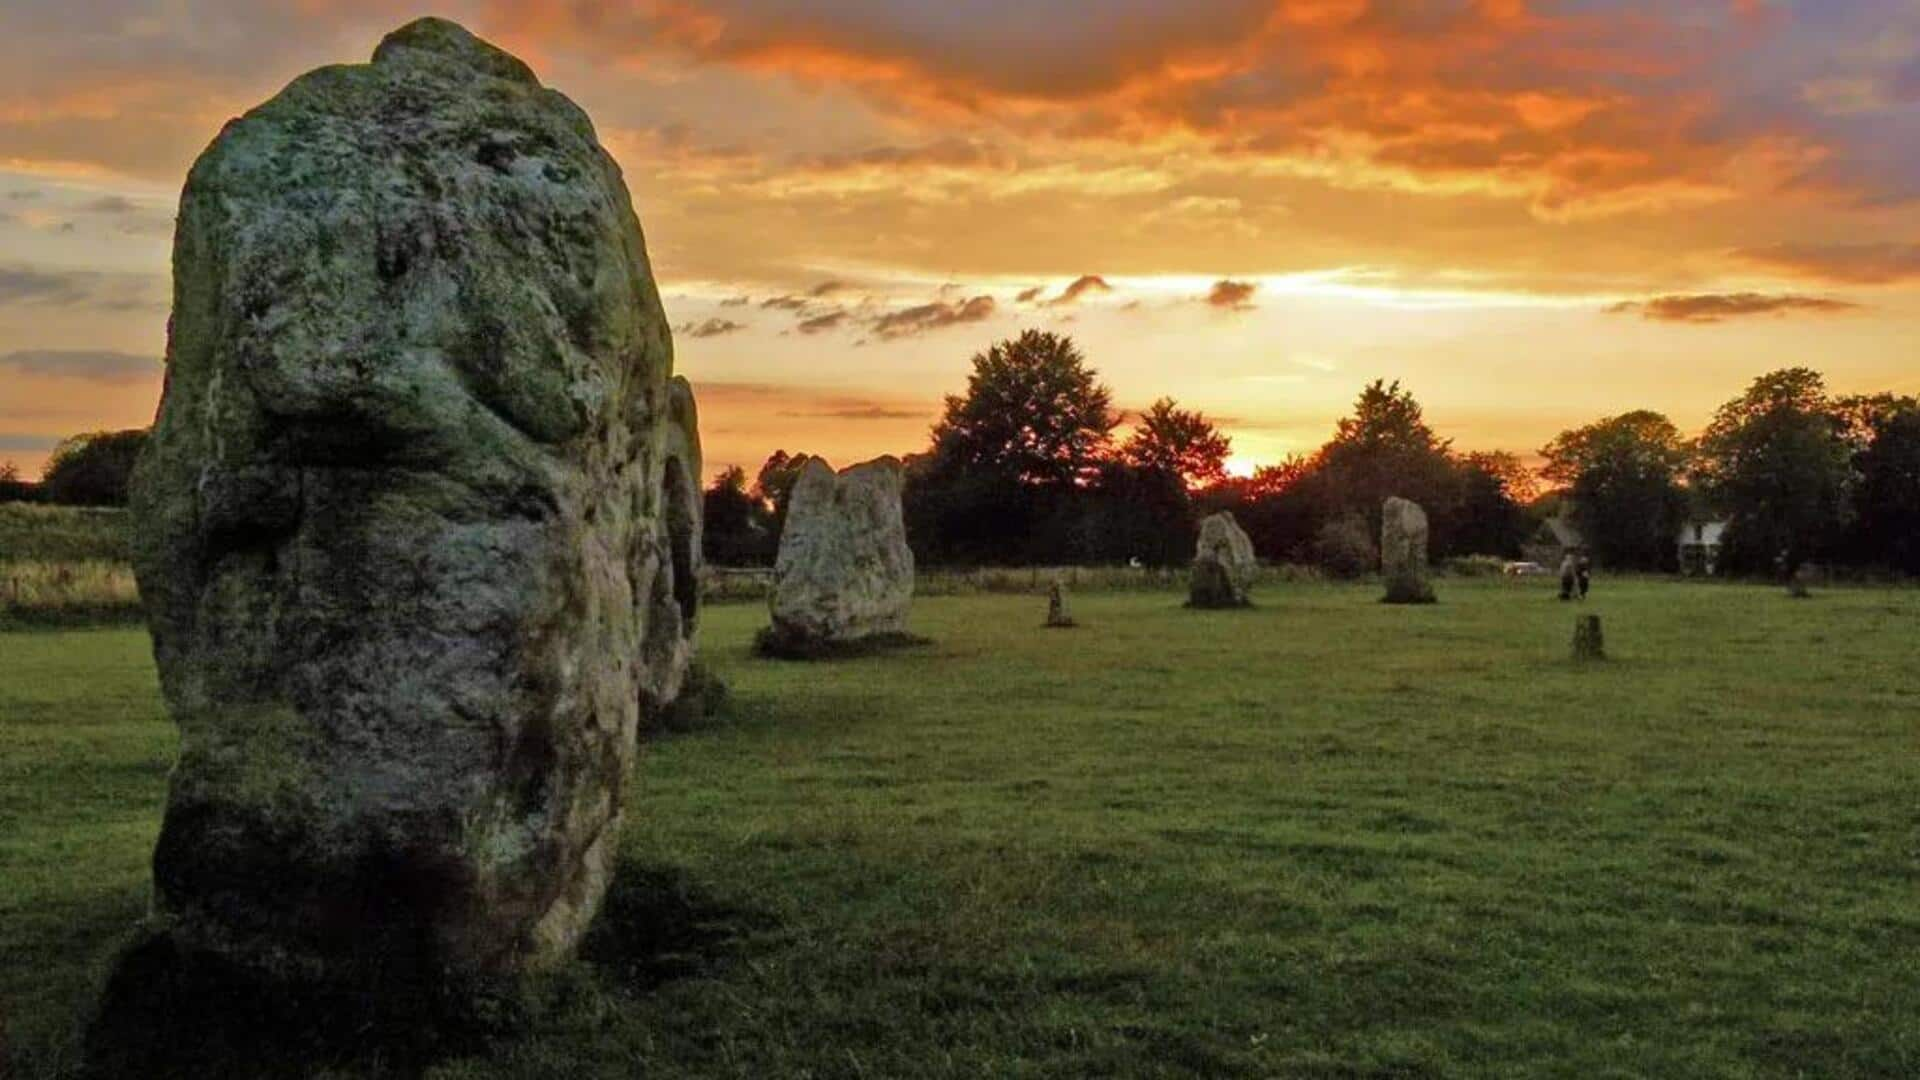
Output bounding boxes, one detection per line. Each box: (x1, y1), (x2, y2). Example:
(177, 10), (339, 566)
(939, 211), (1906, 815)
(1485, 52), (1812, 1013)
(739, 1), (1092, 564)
(1381, 497), (1436, 604)
(1189, 511), (1255, 608)
(762, 457), (915, 655)
(112, 15), (696, 1020)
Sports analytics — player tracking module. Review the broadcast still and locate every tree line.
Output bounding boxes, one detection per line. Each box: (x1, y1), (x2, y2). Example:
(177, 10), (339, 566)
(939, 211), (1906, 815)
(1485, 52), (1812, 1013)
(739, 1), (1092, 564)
(704, 330), (1920, 579)
(7, 332), (1916, 580)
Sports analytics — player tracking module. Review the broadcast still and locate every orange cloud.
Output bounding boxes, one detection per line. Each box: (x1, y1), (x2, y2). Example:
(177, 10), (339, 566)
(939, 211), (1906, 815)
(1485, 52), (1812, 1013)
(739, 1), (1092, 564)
(1207, 279), (1257, 310)
(1737, 242), (1920, 285)
(1605, 292), (1861, 323)
(510, 0), (1836, 219)
(1044, 274), (1113, 306)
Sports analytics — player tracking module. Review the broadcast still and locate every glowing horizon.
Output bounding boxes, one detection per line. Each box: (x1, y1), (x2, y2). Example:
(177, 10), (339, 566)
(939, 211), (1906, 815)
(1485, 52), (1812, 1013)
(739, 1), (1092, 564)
(4, 3), (1920, 481)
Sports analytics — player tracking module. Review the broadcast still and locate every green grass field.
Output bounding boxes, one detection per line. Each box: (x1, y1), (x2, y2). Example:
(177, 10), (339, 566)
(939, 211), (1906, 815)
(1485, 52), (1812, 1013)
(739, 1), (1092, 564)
(3, 578), (1917, 1077)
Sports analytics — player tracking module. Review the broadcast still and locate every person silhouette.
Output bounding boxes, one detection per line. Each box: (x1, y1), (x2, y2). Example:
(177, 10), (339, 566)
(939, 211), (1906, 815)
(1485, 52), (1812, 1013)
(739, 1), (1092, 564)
(1576, 554), (1592, 600)
(1558, 552), (1577, 601)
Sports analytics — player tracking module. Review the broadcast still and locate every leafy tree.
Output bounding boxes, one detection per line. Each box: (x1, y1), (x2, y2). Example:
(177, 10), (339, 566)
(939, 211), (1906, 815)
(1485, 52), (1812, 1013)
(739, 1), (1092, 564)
(1839, 394), (1920, 574)
(1080, 461), (1194, 566)
(1310, 380), (1460, 548)
(40, 429), (149, 507)
(0, 460), (35, 503)
(929, 330), (1116, 487)
(1196, 455), (1319, 561)
(1694, 369), (1853, 577)
(1539, 411), (1690, 570)
(1122, 397), (1231, 488)
(702, 466), (772, 565)
(1451, 451), (1534, 558)
(753, 450), (813, 537)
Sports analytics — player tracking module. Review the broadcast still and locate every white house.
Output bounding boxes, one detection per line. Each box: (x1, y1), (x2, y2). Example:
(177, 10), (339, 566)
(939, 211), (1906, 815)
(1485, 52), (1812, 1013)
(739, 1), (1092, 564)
(1677, 520), (1728, 575)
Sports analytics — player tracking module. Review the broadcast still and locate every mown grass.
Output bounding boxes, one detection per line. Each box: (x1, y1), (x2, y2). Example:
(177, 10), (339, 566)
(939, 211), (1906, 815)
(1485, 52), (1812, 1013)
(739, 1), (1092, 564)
(3, 578), (1917, 1077)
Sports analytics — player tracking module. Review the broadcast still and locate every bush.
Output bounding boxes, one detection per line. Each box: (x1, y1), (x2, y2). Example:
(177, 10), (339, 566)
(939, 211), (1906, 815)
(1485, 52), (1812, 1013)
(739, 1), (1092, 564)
(1313, 514), (1377, 579)
(40, 429), (149, 507)
(1443, 555), (1508, 577)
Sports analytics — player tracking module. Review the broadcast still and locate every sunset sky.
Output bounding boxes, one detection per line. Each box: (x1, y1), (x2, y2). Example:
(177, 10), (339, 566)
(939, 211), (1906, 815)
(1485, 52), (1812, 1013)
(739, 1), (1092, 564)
(4, 1), (1919, 480)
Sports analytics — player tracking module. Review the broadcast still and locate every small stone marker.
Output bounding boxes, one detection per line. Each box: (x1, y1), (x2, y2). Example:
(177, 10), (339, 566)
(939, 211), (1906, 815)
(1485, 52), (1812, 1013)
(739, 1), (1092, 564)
(1572, 614), (1606, 661)
(1045, 579), (1076, 628)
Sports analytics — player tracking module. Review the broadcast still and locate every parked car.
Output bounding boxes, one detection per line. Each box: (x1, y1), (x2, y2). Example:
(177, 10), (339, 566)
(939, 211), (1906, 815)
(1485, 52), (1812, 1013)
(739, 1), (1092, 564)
(1502, 561), (1549, 577)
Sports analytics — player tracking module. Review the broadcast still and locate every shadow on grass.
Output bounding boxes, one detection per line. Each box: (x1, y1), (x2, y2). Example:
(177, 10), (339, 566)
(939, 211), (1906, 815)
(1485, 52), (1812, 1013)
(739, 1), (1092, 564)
(752, 628), (932, 661)
(78, 860), (774, 1080)
(579, 861), (778, 993)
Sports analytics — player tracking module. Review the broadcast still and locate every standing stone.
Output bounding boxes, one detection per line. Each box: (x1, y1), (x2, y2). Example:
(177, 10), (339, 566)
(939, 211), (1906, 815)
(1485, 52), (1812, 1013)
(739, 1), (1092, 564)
(1045, 579), (1076, 628)
(1572, 615), (1607, 661)
(1381, 497), (1436, 604)
(762, 457), (915, 655)
(640, 376), (705, 719)
(106, 15), (696, 1035)
(1189, 511), (1255, 608)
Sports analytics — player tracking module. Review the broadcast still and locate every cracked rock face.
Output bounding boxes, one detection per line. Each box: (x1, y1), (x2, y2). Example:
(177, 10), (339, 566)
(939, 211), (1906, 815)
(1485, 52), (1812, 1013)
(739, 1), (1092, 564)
(1189, 511), (1256, 608)
(767, 457), (915, 647)
(1381, 496), (1436, 604)
(125, 17), (696, 986)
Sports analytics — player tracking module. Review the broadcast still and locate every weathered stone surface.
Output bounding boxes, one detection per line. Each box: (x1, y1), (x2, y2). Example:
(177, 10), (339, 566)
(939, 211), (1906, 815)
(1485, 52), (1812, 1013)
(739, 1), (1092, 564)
(764, 457), (914, 652)
(122, 16), (695, 997)
(1381, 497), (1436, 604)
(1045, 579), (1076, 628)
(1189, 511), (1255, 608)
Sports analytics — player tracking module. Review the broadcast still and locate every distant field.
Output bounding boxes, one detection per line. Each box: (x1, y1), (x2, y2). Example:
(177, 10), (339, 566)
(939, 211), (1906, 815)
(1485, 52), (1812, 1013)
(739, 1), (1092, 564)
(3, 579), (1918, 1077)
(0, 505), (137, 625)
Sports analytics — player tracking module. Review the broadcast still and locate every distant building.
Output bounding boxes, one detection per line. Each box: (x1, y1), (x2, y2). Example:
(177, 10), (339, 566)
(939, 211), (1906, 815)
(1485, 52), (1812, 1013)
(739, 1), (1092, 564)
(1677, 519), (1728, 576)
(1523, 517), (1585, 569)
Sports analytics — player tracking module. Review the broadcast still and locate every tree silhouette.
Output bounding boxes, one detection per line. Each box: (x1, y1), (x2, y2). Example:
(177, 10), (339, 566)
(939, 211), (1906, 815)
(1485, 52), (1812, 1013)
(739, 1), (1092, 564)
(41, 429), (149, 507)
(1311, 380), (1459, 537)
(1539, 411), (1691, 569)
(1695, 368), (1853, 576)
(930, 330), (1116, 487)
(1123, 397), (1232, 488)
(703, 466), (772, 565)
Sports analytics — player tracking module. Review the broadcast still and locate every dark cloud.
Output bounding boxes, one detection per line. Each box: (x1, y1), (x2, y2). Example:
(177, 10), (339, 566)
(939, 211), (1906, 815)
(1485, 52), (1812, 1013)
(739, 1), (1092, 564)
(693, 379), (929, 422)
(869, 295), (996, 340)
(1044, 274), (1112, 306)
(1206, 279), (1256, 311)
(0, 267), (91, 305)
(5, 190), (42, 201)
(760, 295), (809, 311)
(678, 317), (747, 339)
(1604, 293), (1862, 324)
(0, 432), (57, 452)
(808, 280), (847, 297)
(777, 404), (926, 420)
(1737, 242), (1920, 285)
(0, 349), (161, 383)
(720, 294), (752, 307)
(0, 266), (162, 311)
(79, 195), (138, 215)
(797, 310), (850, 334)
(1015, 286), (1043, 303)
